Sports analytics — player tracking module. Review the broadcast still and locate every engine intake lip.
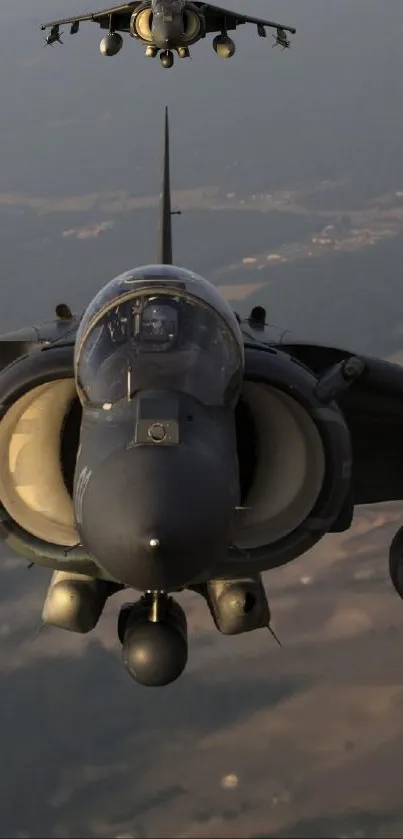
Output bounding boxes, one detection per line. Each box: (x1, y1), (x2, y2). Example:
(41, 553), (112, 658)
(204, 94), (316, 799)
(130, 5), (154, 42)
(0, 344), (75, 418)
(180, 6), (204, 45)
(130, 3), (204, 46)
(0, 344), (113, 578)
(221, 345), (353, 576)
(0, 512), (100, 575)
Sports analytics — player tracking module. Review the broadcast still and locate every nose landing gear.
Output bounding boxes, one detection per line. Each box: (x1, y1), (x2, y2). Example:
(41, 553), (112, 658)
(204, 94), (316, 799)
(144, 46), (189, 65)
(118, 591), (188, 686)
(117, 575), (280, 687)
(160, 49), (174, 68)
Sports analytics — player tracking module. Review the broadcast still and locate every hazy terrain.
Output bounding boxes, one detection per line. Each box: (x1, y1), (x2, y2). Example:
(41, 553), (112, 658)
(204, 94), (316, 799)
(2, 1), (403, 837)
(4, 507), (403, 839)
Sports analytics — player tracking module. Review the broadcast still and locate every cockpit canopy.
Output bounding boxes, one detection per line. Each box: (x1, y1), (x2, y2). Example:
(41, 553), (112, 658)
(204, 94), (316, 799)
(154, 0), (184, 16)
(75, 266), (244, 408)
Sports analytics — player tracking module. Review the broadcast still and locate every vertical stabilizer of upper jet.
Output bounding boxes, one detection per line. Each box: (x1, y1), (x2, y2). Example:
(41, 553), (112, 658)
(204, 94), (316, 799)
(156, 106), (172, 265)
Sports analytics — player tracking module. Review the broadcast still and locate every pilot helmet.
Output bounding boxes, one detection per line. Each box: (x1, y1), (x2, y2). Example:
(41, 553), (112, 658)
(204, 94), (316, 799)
(140, 298), (178, 352)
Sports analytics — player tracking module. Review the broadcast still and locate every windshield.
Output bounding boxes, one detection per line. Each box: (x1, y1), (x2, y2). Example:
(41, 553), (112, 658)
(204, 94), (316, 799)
(76, 290), (243, 408)
(153, 0), (184, 15)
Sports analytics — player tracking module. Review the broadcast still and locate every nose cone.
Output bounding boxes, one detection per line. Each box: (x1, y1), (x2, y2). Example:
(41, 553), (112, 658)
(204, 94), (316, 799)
(152, 19), (183, 49)
(77, 446), (235, 591)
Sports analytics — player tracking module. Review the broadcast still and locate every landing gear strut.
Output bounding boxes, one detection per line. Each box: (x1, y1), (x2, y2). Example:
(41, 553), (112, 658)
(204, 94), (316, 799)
(118, 591), (188, 686)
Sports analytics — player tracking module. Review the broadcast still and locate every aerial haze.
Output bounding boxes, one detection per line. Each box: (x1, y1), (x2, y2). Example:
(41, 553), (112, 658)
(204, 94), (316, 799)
(2, 1), (403, 836)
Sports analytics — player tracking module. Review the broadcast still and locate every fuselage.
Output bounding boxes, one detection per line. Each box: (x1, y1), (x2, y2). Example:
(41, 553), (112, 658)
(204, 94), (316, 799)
(150, 0), (186, 48)
(72, 263), (244, 593)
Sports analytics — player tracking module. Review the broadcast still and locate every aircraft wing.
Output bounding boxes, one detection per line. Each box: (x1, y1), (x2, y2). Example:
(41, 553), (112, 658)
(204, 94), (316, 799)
(40, 3), (139, 31)
(278, 340), (403, 506)
(194, 3), (296, 35)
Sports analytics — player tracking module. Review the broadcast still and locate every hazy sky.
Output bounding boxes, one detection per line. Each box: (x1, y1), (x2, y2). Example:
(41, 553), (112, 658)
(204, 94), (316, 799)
(0, 0), (402, 333)
(3, 4), (403, 837)
(2, 0), (403, 199)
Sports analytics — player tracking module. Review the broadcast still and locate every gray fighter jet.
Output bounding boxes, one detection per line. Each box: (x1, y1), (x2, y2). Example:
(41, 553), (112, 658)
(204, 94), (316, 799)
(3, 109), (403, 688)
(40, 2), (296, 67)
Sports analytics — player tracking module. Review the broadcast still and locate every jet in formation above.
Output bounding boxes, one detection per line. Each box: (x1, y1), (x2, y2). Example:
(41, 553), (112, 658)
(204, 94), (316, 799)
(2, 109), (403, 688)
(40, 1), (296, 67)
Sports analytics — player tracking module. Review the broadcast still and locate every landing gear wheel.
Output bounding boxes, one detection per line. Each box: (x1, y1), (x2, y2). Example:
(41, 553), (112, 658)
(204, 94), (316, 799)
(160, 49), (174, 68)
(118, 595), (188, 686)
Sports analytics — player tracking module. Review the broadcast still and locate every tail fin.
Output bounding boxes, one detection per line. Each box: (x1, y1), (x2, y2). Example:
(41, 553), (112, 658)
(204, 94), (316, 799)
(156, 106), (172, 264)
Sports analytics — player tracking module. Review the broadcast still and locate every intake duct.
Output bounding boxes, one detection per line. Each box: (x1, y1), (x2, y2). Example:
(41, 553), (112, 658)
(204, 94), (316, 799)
(225, 345), (353, 576)
(0, 341), (353, 580)
(130, 3), (204, 44)
(0, 345), (100, 575)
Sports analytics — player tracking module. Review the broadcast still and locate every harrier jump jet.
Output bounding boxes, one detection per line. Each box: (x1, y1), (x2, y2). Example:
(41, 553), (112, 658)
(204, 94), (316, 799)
(40, 1), (296, 67)
(2, 109), (403, 687)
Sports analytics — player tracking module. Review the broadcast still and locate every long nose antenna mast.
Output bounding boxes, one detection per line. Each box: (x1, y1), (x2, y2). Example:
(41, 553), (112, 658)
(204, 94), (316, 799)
(156, 106), (173, 265)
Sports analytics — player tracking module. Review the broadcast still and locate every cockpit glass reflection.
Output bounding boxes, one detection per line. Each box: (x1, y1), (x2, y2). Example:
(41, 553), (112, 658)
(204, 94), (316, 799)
(154, 0), (182, 14)
(76, 290), (243, 407)
(141, 303), (178, 349)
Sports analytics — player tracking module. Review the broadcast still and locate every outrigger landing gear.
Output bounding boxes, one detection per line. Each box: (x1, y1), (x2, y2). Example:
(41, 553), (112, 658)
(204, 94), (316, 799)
(118, 591), (188, 686)
(144, 46), (189, 64)
(160, 49), (174, 68)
